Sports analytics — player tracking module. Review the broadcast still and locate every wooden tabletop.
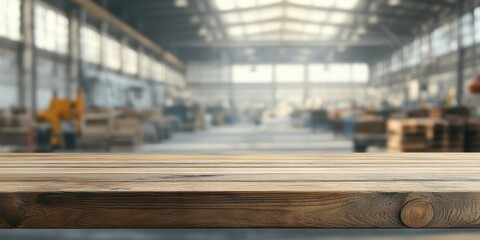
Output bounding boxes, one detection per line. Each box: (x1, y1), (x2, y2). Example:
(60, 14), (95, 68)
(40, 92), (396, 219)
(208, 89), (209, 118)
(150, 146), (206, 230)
(0, 153), (479, 229)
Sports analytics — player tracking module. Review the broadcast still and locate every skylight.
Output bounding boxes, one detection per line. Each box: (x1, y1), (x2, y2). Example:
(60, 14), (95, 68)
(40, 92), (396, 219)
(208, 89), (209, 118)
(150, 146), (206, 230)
(212, 0), (359, 42)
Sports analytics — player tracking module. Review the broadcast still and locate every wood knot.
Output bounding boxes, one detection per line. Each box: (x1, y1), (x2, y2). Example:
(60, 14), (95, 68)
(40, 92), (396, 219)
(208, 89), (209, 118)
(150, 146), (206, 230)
(0, 194), (23, 228)
(401, 199), (433, 228)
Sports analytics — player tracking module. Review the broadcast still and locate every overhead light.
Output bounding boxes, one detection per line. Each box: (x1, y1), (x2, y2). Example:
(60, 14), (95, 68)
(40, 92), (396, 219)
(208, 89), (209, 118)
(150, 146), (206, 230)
(190, 16), (200, 24)
(237, 0), (256, 8)
(198, 27), (208, 36)
(214, 0), (236, 10)
(335, 0), (359, 9)
(357, 26), (367, 35)
(174, 0), (188, 7)
(205, 35), (214, 42)
(322, 26), (338, 36)
(228, 26), (244, 37)
(388, 0), (401, 6)
(368, 16), (379, 24)
(351, 34), (360, 42)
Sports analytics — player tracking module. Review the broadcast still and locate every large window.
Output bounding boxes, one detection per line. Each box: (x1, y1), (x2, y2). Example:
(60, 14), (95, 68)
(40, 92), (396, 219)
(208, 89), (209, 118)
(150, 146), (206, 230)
(475, 7), (480, 43)
(152, 60), (165, 82)
(309, 63), (368, 83)
(35, 1), (68, 54)
(420, 34), (431, 64)
(402, 44), (413, 68)
(431, 21), (457, 57)
(329, 64), (351, 82)
(308, 64), (330, 82)
(139, 53), (151, 79)
(165, 65), (174, 85)
(171, 70), (182, 87)
(123, 45), (138, 75)
(352, 64), (369, 83)
(275, 64), (304, 83)
(80, 25), (101, 64)
(103, 35), (121, 70)
(412, 38), (420, 66)
(233, 64), (273, 83)
(187, 63), (230, 83)
(390, 51), (401, 72)
(0, 0), (21, 41)
(462, 13), (474, 47)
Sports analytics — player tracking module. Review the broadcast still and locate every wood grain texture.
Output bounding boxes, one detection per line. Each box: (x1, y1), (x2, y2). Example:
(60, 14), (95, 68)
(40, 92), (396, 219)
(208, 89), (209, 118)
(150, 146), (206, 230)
(0, 153), (480, 229)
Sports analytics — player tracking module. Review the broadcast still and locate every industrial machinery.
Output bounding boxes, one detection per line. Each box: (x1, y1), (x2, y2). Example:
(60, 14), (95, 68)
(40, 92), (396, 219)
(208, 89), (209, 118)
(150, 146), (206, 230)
(36, 90), (85, 148)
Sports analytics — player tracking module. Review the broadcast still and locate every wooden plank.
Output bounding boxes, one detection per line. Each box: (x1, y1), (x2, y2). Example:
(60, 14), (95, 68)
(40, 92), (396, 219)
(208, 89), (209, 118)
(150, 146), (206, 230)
(1, 154), (480, 228)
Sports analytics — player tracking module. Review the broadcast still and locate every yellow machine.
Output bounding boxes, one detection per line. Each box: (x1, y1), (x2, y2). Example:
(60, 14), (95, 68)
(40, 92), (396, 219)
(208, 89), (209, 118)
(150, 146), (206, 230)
(36, 90), (85, 147)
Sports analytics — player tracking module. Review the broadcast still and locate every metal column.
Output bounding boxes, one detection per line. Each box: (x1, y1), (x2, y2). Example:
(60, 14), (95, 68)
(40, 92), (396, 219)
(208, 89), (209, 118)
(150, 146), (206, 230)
(19, 0), (36, 111)
(456, 0), (466, 105)
(67, 8), (80, 99)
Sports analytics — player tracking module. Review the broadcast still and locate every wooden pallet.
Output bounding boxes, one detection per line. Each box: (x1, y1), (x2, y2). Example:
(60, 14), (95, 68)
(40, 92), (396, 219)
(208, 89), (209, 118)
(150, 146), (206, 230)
(1, 154), (480, 228)
(388, 118), (444, 152)
(387, 118), (464, 152)
(444, 118), (465, 152)
(78, 111), (116, 151)
(354, 116), (386, 135)
(110, 118), (143, 151)
(77, 134), (111, 152)
(0, 128), (30, 146)
(429, 106), (471, 119)
(81, 111), (115, 136)
(465, 119), (480, 152)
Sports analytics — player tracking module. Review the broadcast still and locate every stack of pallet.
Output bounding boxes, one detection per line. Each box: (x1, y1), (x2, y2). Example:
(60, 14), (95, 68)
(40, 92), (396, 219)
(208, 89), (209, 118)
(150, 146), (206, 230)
(352, 116), (387, 152)
(444, 118), (465, 152)
(388, 118), (445, 152)
(465, 119), (480, 152)
(406, 109), (429, 118)
(0, 115), (31, 148)
(429, 106), (471, 119)
(78, 111), (115, 152)
(388, 118), (466, 152)
(139, 110), (170, 143)
(354, 116), (386, 135)
(110, 117), (143, 152)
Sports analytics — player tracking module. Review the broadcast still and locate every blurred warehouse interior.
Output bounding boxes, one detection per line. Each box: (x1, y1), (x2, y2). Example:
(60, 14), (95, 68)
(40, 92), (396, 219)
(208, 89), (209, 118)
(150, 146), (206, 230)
(2, 0), (480, 154)
(3, 0), (480, 239)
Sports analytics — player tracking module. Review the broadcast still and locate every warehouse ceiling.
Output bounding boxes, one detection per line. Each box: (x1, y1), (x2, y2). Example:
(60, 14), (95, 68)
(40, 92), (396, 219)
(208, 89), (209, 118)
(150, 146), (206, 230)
(103, 0), (456, 63)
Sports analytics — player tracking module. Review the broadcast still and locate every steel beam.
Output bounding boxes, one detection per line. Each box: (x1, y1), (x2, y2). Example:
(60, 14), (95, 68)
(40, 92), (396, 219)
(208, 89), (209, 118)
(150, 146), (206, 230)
(168, 39), (400, 48)
(70, 0), (184, 69)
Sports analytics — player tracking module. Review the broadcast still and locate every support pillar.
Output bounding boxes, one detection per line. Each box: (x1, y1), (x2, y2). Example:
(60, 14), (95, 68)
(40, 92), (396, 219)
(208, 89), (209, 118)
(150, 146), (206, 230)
(67, 8), (80, 98)
(303, 64), (309, 104)
(19, 0), (35, 111)
(228, 64), (234, 108)
(456, 0), (466, 106)
(272, 64), (277, 109)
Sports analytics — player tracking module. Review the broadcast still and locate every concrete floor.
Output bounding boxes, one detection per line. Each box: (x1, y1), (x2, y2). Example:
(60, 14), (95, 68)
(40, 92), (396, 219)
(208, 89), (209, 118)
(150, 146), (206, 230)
(1, 118), (479, 239)
(139, 118), (353, 153)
